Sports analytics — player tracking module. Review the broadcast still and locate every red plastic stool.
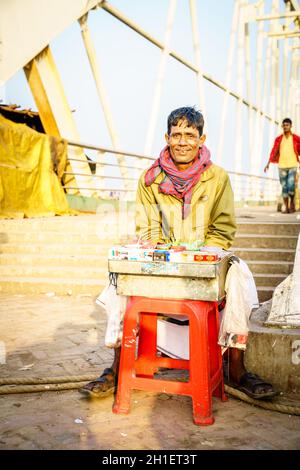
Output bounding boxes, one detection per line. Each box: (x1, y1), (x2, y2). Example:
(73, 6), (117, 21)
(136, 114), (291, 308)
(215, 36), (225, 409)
(112, 296), (227, 425)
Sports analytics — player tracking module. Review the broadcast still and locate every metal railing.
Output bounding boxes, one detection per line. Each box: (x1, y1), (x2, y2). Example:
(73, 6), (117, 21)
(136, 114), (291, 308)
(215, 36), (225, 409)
(63, 140), (280, 203)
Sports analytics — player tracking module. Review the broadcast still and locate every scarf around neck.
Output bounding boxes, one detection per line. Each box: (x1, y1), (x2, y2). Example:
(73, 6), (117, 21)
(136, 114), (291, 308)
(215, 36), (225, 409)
(145, 144), (212, 218)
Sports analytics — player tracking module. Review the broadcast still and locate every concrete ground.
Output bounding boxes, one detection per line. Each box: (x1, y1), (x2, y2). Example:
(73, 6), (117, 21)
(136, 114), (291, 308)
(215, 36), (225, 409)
(0, 293), (299, 450)
(235, 204), (300, 222)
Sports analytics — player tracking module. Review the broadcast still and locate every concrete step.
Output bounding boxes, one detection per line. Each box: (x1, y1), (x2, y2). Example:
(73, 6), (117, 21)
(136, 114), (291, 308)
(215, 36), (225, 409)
(233, 248), (296, 262)
(0, 277), (106, 295)
(0, 265), (108, 279)
(2, 234), (297, 249)
(254, 273), (287, 287)
(246, 260), (293, 275)
(0, 216), (297, 299)
(236, 222), (300, 236)
(0, 231), (121, 245)
(256, 286), (275, 303)
(0, 253), (108, 267)
(233, 234), (298, 250)
(0, 218), (134, 236)
(1, 214), (119, 227)
(0, 243), (114, 255)
(1, 222), (299, 236)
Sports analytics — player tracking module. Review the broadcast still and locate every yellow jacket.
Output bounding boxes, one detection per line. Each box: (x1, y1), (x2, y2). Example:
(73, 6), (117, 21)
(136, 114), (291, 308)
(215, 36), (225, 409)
(135, 163), (236, 250)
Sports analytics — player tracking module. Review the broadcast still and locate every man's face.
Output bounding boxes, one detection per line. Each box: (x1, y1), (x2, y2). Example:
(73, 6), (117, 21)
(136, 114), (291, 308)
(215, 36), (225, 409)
(165, 119), (206, 166)
(282, 121), (292, 133)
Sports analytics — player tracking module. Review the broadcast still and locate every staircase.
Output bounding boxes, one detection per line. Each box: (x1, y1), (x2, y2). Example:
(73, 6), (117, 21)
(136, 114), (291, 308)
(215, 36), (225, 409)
(0, 215), (116, 296)
(233, 221), (299, 302)
(0, 215), (299, 302)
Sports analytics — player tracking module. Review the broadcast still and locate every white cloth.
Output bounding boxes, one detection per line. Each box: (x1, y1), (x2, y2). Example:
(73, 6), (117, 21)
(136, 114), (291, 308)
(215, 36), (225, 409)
(96, 282), (127, 348)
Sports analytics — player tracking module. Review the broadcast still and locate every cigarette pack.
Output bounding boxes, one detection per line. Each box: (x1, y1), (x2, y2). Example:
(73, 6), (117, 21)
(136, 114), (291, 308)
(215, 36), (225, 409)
(194, 252), (219, 262)
(153, 250), (170, 261)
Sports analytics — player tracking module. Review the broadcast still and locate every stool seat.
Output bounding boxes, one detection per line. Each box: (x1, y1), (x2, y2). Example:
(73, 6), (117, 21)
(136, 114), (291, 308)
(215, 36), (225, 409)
(112, 296), (227, 425)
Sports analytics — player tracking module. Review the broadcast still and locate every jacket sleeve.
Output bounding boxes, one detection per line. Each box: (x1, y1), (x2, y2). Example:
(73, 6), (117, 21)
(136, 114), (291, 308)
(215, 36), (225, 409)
(135, 173), (164, 243)
(295, 134), (300, 156)
(205, 172), (237, 250)
(269, 136), (281, 163)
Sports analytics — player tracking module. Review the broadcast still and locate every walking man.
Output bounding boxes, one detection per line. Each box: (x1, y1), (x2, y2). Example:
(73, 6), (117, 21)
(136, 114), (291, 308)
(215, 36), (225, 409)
(264, 118), (300, 213)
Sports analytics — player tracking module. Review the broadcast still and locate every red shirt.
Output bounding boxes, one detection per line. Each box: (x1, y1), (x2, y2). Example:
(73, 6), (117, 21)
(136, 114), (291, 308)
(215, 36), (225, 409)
(269, 133), (300, 164)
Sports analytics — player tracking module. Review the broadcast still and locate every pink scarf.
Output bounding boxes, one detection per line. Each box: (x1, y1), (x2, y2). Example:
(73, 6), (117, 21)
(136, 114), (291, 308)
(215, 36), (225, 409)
(145, 145), (212, 218)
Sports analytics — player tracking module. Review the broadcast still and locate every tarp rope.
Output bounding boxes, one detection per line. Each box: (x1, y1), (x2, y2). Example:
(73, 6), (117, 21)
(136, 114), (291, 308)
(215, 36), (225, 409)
(0, 375), (299, 416)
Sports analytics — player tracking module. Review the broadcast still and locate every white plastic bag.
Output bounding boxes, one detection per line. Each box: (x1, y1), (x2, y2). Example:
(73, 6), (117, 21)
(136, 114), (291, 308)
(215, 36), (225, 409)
(218, 258), (259, 350)
(96, 281), (127, 348)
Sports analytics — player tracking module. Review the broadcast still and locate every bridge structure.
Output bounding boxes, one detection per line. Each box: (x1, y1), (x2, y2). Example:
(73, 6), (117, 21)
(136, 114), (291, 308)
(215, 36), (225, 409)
(0, 1), (300, 425)
(1, 0), (300, 204)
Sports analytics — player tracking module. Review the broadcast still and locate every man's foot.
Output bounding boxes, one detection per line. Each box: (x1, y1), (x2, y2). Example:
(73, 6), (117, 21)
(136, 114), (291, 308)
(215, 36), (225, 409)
(283, 197), (289, 213)
(289, 198), (295, 213)
(225, 371), (278, 400)
(78, 368), (117, 398)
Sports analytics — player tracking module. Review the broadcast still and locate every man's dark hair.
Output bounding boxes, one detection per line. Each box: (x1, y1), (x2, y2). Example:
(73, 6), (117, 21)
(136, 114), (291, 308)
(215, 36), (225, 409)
(282, 117), (292, 125)
(167, 107), (204, 136)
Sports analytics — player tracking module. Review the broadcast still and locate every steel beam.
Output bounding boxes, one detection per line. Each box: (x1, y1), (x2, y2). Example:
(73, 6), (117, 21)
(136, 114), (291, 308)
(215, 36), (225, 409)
(268, 31), (300, 37)
(266, 0), (281, 185)
(234, 1), (246, 202)
(78, 13), (130, 193)
(244, 19), (254, 180)
(256, 11), (300, 20)
(249, 1), (265, 200)
(24, 46), (95, 197)
(216, 0), (240, 165)
(282, 2), (291, 116)
(189, 0), (207, 131)
(144, 0), (177, 156)
(101, 1), (279, 125)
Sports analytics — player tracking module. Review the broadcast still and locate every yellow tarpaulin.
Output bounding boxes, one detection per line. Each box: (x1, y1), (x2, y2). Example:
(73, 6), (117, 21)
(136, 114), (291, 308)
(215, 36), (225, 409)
(0, 115), (72, 218)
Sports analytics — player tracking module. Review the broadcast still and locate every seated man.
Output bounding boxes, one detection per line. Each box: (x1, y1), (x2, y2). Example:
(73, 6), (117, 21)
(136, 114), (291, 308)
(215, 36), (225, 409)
(80, 106), (276, 400)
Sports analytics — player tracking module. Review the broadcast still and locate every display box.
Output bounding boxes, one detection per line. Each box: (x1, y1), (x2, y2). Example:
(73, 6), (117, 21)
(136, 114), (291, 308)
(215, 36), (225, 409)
(108, 255), (231, 301)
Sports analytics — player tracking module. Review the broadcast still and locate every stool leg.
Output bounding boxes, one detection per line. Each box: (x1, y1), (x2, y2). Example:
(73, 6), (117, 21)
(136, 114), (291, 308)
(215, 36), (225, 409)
(208, 304), (228, 402)
(112, 303), (138, 415)
(210, 304), (228, 402)
(136, 312), (158, 377)
(189, 303), (214, 425)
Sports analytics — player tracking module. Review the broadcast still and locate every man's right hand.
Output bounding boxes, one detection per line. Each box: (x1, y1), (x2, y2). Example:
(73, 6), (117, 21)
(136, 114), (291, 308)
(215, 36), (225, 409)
(264, 163), (269, 173)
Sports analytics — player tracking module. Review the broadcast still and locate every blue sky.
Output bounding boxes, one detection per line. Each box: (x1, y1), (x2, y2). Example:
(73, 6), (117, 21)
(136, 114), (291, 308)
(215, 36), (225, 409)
(4, 0), (285, 185)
